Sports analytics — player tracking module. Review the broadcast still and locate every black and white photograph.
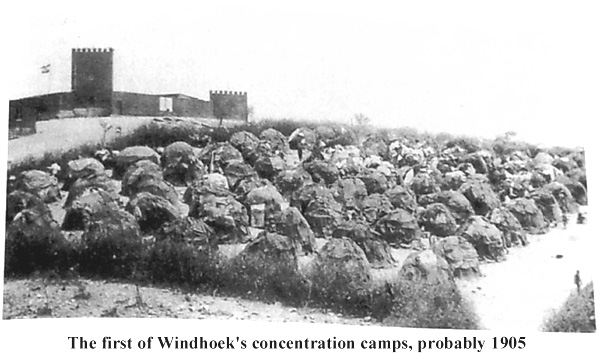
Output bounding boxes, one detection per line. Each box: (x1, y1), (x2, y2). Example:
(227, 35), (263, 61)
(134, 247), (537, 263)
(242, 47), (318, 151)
(1, 0), (598, 359)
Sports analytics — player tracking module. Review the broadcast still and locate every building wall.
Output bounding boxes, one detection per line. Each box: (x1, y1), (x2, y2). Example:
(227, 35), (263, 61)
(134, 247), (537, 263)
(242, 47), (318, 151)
(8, 92), (73, 137)
(8, 91), (218, 122)
(210, 90), (248, 121)
(173, 95), (213, 118)
(9, 92), (73, 125)
(113, 93), (214, 118)
(72, 48), (114, 111)
(112, 92), (161, 116)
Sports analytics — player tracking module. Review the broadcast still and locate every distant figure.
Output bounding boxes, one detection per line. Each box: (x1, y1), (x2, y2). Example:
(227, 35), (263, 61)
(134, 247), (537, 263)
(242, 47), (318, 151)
(297, 132), (306, 161)
(562, 214), (569, 229)
(288, 128), (308, 161)
(344, 209), (356, 222)
(47, 163), (61, 177)
(574, 270), (582, 294)
(306, 140), (325, 163)
(577, 212), (587, 225)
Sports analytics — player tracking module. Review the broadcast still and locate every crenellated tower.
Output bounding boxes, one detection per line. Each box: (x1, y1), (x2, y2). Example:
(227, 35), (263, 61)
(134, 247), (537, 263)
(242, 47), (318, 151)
(210, 90), (248, 121)
(71, 48), (114, 110)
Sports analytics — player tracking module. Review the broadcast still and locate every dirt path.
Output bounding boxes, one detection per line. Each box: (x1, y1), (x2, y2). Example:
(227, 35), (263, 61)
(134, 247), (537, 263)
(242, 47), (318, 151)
(7, 116), (232, 167)
(8, 117), (151, 166)
(2, 278), (375, 326)
(456, 212), (593, 331)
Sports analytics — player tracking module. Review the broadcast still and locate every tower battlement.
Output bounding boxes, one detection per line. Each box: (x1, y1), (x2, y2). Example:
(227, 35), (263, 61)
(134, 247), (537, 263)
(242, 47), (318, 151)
(72, 47), (114, 53)
(71, 47), (114, 110)
(210, 90), (247, 96)
(210, 89), (248, 121)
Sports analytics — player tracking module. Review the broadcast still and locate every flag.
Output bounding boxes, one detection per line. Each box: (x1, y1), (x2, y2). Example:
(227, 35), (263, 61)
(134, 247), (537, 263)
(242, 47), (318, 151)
(41, 64), (51, 74)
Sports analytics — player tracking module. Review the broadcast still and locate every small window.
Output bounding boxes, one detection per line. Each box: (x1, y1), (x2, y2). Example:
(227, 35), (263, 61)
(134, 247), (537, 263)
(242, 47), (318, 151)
(159, 97), (173, 112)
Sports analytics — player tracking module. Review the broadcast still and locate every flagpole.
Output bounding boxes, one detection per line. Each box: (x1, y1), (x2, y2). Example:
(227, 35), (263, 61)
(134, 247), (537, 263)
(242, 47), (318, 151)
(41, 64), (51, 94)
(47, 65), (52, 94)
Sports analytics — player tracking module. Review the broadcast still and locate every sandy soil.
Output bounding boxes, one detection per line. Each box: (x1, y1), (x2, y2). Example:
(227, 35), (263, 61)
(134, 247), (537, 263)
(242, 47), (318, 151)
(8, 117), (151, 165)
(7, 116), (232, 167)
(2, 277), (374, 325)
(456, 211), (593, 331)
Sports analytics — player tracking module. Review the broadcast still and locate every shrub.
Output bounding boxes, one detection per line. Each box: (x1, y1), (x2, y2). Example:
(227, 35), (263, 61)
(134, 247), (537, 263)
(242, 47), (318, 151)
(8, 142), (101, 184)
(445, 136), (484, 153)
(4, 221), (69, 276)
(142, 217), (221, 287)
(78, 209), (145, 279)
(381, 276), (480, 329)
(111, 122), (205, 149)
(220, 254), (309, 304)
(307, 238), (373, 315)
(308, 262), (373, 315)
(218, 232), (310, 304)
(143, 239), (222, 287)
(543, 283), (596, 333)
(256, 119), (301, 136)
(79, 234), (145, 279)
(490, 132), (541, 157)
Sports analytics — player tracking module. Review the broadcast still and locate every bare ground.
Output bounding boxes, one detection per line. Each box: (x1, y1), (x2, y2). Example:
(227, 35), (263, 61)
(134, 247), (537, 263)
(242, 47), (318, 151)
(2, 277), (375, 325)
(456, 211), (593, 331)
(8, 117), (152, 166)
(7, 116), (230, 166)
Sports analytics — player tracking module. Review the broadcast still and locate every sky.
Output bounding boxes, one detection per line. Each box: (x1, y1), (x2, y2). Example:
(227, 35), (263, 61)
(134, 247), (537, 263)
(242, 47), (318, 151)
(2, 1), (599, 147)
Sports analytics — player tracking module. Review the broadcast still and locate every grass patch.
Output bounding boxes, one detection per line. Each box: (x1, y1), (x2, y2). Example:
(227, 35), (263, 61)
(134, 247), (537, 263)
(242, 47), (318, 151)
(542, 282), (596, 333)
(219, 252), (310, 305)
(4, 222), (70, 276)
(379, 276), (480, 329)
(307, 259), (373, 316)
(142, 238), (222, 288)
(7, 142), (101, 183)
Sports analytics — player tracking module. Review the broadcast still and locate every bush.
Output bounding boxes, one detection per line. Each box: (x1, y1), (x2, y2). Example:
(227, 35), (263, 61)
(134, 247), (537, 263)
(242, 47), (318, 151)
(256, 119), (303, 136)
(111, 122), (205, 149)
(8, 142), (101, 184)
(543, 283), (596, 333)
(142, 217), (221, 287)
(307, 238), (373, 315)
(219, 253), (310, 304)
(79, 234), (145, 279)
(78, 209), (145, 279)
(143, 239), (222, 287)
(308, 262), (373, 315)
(4, 221), (70, 276)
(218, 232), (310, 304)
(445, 136), (485, 153)
(381, 276), (480, 329)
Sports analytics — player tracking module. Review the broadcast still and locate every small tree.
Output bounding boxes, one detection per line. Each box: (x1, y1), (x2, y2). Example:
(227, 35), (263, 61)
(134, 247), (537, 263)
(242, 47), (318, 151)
(98, 119), (121, 148)
(352, 113), (372, 143)
(353, 113), (371, 127)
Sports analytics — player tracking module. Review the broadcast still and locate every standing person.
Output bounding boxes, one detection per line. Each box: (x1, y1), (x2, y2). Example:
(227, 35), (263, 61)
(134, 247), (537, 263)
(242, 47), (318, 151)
(288, 129), (307, 162)
(306, 136), (325, 163)
(297, 132), (307, 161)
(574, 270), (582, 294)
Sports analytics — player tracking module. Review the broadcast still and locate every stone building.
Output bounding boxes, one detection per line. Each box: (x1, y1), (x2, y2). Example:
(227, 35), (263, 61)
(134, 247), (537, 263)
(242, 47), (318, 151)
(8, 48), (249, 134)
